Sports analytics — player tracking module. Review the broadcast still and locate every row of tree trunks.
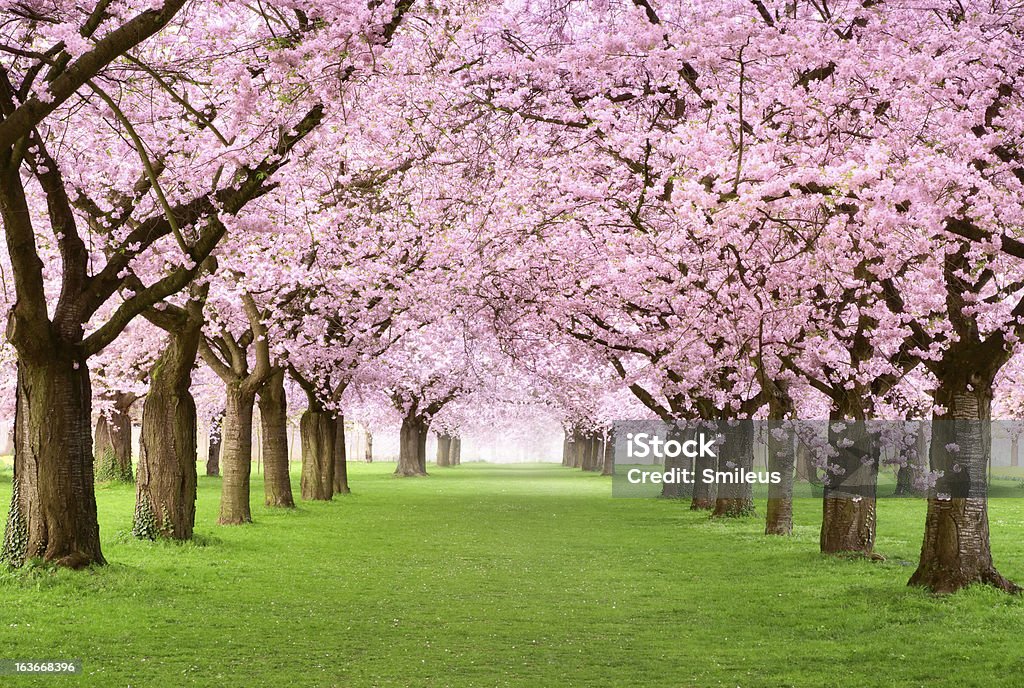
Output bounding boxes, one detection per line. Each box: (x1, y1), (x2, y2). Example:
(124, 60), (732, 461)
(94, 392), (136, 482)
(563, 427), (612, 473)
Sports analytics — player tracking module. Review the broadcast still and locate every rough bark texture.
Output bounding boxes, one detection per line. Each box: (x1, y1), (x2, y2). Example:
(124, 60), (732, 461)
(765, 424), (795, 535)
(258, 369), (294, 509)
(894, 421), (929, 497)
(908, 373), (1018, 594)
(94, 392), (134, 482)
(134, 308), (202, 540)
(333, 416), (350, 494)
(299, 407), (335, 501)
(219, 384), (256, 524)
(820, 417), (877, 555)
(450, 436), (461, 465)
(1, 357), (104, 569)
(712, 421), (756, 518)
(436, 433), (452, 467)
(396, 412), (429, 476)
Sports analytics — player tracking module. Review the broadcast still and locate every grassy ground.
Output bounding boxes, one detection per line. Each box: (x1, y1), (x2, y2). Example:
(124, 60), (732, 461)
(2, 460), (1024, 687)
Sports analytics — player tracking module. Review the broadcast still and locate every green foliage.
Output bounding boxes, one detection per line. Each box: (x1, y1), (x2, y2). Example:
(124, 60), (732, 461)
(94, 450), (134, 484)
(0, 463), (1023, 687)
(0, 477), (27, 568)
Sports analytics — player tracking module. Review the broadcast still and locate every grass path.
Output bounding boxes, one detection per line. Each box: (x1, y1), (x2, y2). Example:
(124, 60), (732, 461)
(2, 462), (1024, 687)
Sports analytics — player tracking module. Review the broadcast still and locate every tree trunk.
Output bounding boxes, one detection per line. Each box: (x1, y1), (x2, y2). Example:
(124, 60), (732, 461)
(437, 433), (452, 466)
(135, 317), (201, 541)
(396, 413), (428, 476)
(451, 436), (461, 465)
(662, 425), (693, 499)
(94, 394), (134, 482)
(258, 370), (294, 509)
(795, 438), (820, 485)
(562, 431), (572, 467)
(2, 425), (13, 456)
(299, 407), (334, 501)
(1, 356), (104, 569)
(601, 428), (615, 476)
(820, 418), (877, 555)
(691, 437), (717, 511)
(712, 421), (756, 518)
(765, 423), (795, 535)
(219, 384), (256, 524)
(333, 415), (350, 494)
(206, 413), (222, 477)
(365, 430), (373, 463)
(908, 373), (1018, 594)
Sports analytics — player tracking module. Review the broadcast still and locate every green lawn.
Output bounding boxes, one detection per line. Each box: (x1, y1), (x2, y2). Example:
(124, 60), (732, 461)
(2, 461), (1024, 687)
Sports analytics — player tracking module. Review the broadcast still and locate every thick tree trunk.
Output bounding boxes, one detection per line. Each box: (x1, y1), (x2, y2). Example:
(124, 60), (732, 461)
(765, 423), (795, 535)
(134, 316), (202, 541)
(333, 416), (350, 494)
(908, 374), (1018, 594)
(299, 407), (334, 501)
(396, 413), (428, 476)
(562, 431), (572, 467)
(258, 370), (294, 509)
(601, 428), (615, 476)
(219, 384), (256, 524)
(712, 421), (756, 518)
(451, 436), (461, 465)
(437, 433), (452, 466)
(820, 418), (877, 555)
(1, 356), (104, 569)
(206, 413), (222, 477)
(94, 394), (134, 482)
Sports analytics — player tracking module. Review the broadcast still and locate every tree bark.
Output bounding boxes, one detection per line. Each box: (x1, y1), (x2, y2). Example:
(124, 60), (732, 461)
(662, 425), (693, 499)
(396, 412), (429, 476)
(299, 406), (335, 501)
(258, 369), (294, 509)
(895, 421), (929, 497)
(712, 421), (756, 518)
(1, 356), (104, 569)
(908, 372), (1018, 594)
(601, 428), (615, 476)
(765, 424), (795, 535)
(691, 435), (717, 511)
(135, 310), (202, 540)
(451, 436), (461, 465)
(365, 430), (373, 463)
(820, 418), (877, 555)
(207, 418), (222, 477)
(94, 392), (134, 482)
(437, 433), (452, 466)
(333, 415), (350, 494)
(219, 383), (256, 524)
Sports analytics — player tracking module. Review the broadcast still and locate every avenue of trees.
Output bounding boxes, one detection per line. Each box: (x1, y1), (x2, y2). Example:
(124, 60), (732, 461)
(1, 0), (1023, 597)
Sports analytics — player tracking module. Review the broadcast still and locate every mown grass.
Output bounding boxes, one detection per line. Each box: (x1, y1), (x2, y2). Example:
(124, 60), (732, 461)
(2, 459), (1024, 687)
